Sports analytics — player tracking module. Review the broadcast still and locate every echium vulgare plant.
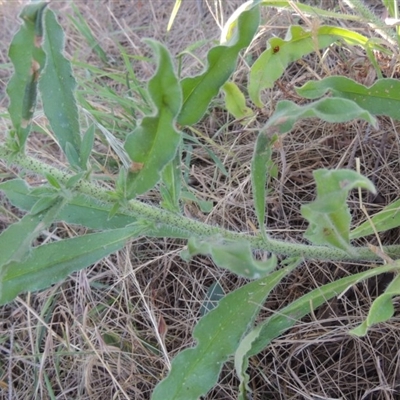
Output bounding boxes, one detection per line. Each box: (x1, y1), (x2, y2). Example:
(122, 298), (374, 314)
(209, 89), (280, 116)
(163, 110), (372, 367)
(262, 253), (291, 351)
(2, 1), (400, 398)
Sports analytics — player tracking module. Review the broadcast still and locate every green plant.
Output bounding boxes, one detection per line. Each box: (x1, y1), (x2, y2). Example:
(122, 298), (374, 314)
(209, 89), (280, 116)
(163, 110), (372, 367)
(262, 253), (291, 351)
(2, 1), (400, 399)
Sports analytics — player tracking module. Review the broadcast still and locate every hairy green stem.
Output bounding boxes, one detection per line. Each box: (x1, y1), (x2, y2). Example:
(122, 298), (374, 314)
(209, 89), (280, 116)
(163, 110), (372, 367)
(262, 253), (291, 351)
(2, 144), (400, 262)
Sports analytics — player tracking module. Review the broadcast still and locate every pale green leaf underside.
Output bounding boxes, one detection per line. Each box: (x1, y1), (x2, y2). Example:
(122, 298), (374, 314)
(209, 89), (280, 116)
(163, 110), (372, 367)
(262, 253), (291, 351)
(222, 81), (253, 120)
(301, 169), (375, 254)
(181, 236), (277, 279)
(297, 77), (400, 120)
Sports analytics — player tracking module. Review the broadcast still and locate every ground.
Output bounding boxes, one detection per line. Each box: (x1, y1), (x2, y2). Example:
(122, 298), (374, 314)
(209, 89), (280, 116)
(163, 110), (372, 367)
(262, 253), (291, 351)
(1, 1), (400, 399)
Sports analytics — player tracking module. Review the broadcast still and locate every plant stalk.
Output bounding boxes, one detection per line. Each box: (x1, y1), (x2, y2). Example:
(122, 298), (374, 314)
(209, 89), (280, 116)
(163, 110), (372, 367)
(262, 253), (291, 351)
(2, 144), (400, 262)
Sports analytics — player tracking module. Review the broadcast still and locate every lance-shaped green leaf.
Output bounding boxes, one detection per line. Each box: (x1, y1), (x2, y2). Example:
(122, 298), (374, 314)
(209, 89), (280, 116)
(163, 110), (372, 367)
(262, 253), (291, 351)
(0, 191), (67, 269)
(124, 40), (182, 199)
(350, 198), (400, 240)
(262, 98), (377, 136)
(222, 81), (253, 120)
(40, 9), (81, 168)
(0, 223), (147, 305)
(296, 77), (400, 121)
(181, 236), (277, 279)
(177, 5), (260, 126)
(351, 268), (400, 337)
(6, 2), (47, 151)
(181, 190), (213, 214)
(0, 197), (64, 267)
(80, 124), (95, 170)
(251, 133), (276, 239)
(249, 25), (379, 107)
(152, 262), (297, 400)
(235, 262), (400, 400)
(0, 179), (191, 239)
(160, 150), (182, 213)
(300, 169), (376, 255)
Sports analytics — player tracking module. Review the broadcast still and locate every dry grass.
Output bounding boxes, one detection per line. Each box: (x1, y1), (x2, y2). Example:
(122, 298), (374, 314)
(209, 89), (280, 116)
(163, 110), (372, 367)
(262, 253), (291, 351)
(1, 1), (400, 399)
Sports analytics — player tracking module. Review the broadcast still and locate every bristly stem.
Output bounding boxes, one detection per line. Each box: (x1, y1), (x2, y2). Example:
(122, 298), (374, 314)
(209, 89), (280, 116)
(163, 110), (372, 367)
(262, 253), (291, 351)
(2, 143), (400, 262)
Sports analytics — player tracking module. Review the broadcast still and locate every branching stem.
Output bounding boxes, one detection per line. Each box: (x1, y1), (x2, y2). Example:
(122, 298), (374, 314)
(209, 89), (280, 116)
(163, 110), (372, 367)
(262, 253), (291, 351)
(2, 144), (400, 262)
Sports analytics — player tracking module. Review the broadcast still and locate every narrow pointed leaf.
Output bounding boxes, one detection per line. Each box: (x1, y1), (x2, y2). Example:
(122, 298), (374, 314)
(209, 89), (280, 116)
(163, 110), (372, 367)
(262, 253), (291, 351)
(40, 9), (81, 167)
(251, 133), (275, 238)
(351, 269), (400, 336)
(161, 151), (182, 213)
(0, 179), (190, 239)
(65, 141), (81, 168)
(350, 198), (400, 239)
(0, 223), (147, 305)
(30, 195), (59, 215)
(181, 190), (213, 213)
(301, 169), (375, 254)
(177, 5), (260, 126)
(249, 25), (379, 107)
(0, 214), (48, 267)
(45, 173), (61, 189)
(263, 98), (377, 136)
(124, 40), (182, 198)
(0, 197), (65, 266)
(80, 124), (95, 169)
(65, 172), (85, 189)
(181, 236), (277, 279)
(152, 262), (296, 400)
(235, 262), (400, 399)
(6, 2), (47, 150)
(297, 77), (400, 120)
(222, 82), (253, 120)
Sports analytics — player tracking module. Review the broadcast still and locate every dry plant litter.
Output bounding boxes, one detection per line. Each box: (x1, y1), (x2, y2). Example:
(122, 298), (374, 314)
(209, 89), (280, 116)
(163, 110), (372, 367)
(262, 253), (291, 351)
(1, 1), (400, 399)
